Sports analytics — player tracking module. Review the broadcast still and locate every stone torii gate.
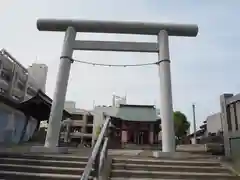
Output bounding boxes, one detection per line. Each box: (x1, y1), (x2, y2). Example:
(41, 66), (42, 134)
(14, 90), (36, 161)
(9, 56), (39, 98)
(36, 19), (198, 153)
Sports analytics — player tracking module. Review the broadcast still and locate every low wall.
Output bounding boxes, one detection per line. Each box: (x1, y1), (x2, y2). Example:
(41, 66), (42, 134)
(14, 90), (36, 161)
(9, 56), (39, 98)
(0, 102), (37, 145)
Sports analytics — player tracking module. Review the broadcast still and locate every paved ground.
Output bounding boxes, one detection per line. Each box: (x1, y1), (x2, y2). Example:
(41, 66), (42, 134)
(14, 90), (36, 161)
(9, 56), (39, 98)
(109, 150), (142, 156)
(108, 144), (217, 160)
(232, 161), (240, 175)
(0, 143), (92, 156)
(177, 144), (207, 152)
(0, 143), (239, 174)
(0, 143), (216, 158)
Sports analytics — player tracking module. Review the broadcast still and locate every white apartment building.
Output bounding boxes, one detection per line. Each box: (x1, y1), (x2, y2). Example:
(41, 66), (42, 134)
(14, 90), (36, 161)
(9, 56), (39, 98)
(28, 63), (48, 93)
(61, 101), (94, 146)
(206, 112), (223, 135)
(61, 95), (127, 146)
(0, 49), (48, 101)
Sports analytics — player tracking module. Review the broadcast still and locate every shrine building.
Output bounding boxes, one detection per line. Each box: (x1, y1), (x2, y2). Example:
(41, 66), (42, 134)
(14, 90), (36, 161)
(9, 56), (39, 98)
(94, 104), (161, 147)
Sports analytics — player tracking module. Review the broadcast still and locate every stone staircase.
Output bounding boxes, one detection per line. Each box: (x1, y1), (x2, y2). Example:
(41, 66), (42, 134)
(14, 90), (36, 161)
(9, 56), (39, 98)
(0, 153), (93, 179)
(0, 151), (239, 180)
(110, 157), (239, 180)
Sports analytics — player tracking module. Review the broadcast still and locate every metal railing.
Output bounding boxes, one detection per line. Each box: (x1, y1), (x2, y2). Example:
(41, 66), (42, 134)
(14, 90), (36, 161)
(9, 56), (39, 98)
(0, 49), (28, 73)
(80, 114), (111, 180)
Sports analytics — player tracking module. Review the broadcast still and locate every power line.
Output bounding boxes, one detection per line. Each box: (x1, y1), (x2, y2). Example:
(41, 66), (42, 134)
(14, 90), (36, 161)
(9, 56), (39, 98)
(60, 56), (159, 67)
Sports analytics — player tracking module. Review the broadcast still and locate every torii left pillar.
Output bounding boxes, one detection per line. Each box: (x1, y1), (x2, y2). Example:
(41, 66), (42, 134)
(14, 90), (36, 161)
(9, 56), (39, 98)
(44, 27), (76, 148)
(31, 27), (76, 153)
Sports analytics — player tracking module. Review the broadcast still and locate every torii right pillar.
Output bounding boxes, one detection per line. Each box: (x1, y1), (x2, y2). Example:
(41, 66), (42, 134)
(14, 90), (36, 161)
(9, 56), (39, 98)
(158, 30), (175, 153)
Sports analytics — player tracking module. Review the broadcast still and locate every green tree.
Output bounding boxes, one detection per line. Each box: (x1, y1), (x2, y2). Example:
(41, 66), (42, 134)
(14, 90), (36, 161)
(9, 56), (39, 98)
(173, 111), (190, 141)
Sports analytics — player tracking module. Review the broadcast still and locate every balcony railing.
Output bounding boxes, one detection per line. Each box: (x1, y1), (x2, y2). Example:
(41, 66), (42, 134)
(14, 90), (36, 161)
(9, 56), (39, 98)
(0, 50), (40, 101)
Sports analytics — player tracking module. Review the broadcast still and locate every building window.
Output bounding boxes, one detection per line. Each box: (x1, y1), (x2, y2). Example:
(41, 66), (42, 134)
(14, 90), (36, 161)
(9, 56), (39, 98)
(17, 81), (24, 91)
(0, 88), (6, 94)
(226, 105), (232, 131)
(233, 103), (239, 131)
(86, 126), (93, 134)
(71, 114), (83, 120)
(27, 87), (36, 96)
(1, 71), (11, 82)
(87, 115), (93, 124)
(60, 125), (67, 132)
(12, 95), (20, 101)
(71, 126), (82, 132)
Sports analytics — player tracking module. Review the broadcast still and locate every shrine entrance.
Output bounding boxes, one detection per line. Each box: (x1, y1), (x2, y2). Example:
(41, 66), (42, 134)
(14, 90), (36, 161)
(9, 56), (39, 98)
(37, 19), (198, 153)
(128, 130), (148, 145)
(134, 131), (149, 145)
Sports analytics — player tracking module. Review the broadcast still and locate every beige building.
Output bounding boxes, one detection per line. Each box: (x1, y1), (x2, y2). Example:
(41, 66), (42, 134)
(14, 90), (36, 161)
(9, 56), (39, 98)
(206, 112), (223, 135)
(61, 101), (94, 146)
(61, 95), (161, 147)
(61, 95), (128, 146)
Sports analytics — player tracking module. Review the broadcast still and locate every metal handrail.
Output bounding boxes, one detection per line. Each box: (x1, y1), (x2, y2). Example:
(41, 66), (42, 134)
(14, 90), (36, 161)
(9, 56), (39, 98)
(99, 137), (109, 174)
(80, 115), (111, 180)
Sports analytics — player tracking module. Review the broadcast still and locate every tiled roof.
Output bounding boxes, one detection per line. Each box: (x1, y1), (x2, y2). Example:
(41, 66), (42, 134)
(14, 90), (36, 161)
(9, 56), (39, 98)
(112, 104), (158, 122)
(19, 90), (71, 121)
(93, 104), (159, 122)
(0, 90), (71, 122)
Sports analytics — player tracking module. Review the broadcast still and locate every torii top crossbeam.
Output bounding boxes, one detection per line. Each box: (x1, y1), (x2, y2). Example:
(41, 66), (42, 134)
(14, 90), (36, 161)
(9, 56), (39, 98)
(39, 18), (199, 157)
(37, 19), (198, 37)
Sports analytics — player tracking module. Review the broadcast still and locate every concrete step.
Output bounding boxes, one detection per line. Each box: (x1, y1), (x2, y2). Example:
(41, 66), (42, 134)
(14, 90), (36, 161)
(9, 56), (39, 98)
(113, 158), (221, 167)
(177, 144), (207, 152)
(0, 170), (93, 180)
(0, 163), (94, 176)
(0, 153), (92, 179)
(110, 178), (202, 180)
(112, 162), (231, 173)
(110, 169), (239, 179)
(110, 179), (184, 180)
(0, 153), (89, 162)
(0, 157), (87, 168)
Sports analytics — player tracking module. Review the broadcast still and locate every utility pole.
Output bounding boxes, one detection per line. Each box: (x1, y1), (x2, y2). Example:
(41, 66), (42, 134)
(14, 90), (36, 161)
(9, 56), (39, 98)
(112, 94), (116, 107)
(192, 104), (197, 144)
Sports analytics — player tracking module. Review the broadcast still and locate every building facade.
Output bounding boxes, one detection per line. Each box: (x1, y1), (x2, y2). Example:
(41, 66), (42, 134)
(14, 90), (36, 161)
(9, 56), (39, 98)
(0, 49), (68, 145)
(220, 93), (240, 160)
(92, 103), (161, 148)
(206, 112), (223, 135)
(61, 95), (161, 148)
(0, 90), (71, 145)
(0, 99), (38, 144)
(188, 113), (223, 144)
(0, 49), (48, 102)
(28, 63), (48, 93)
(61, 101), (94, 146)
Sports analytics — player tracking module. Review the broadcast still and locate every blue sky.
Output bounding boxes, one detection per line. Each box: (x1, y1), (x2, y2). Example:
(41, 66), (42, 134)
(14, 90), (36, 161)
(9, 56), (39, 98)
(1, 0), (240, 132)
